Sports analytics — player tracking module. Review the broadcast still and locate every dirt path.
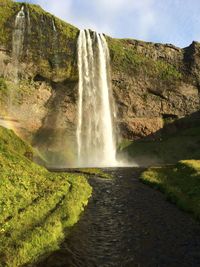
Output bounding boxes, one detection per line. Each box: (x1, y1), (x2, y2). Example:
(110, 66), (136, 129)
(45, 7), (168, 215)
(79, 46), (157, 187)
(37, 168), (200, 267)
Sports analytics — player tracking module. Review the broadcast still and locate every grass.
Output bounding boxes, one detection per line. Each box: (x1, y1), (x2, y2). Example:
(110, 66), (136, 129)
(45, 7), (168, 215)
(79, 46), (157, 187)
(0, 126), (92, 267)
(120, 126), (200, 166)
(107, 37), (182, 82)
(0, 77), (7, 93)
(26, 2), (78, 81)
(0, 0), (78, 81)
(140, 160), (200, 220)
(0, 77), (9, 110)
(0, 0), (182, 83)
(0, 0), (17, 47)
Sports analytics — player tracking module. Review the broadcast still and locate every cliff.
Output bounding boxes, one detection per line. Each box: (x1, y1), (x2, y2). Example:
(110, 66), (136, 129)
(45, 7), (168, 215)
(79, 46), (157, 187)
(108, 38), (200, 139)
(0, 0), (200, 165)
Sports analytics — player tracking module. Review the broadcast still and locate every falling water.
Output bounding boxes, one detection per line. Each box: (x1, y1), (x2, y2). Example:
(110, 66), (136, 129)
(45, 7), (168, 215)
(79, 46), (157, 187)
(77, 29), (117, 167)
(27, 8), (31, 34)
(51, 18), (60, 69)
(12, 5), (26, 81)
(52, 19), (56, 32)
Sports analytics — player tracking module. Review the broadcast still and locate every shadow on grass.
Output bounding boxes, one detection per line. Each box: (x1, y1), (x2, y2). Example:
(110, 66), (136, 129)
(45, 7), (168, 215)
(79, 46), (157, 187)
(119, 111), (200, 166)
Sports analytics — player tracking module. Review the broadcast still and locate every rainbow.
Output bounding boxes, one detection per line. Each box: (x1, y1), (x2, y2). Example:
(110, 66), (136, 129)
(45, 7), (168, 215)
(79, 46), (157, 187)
(0, 116), (21, 133)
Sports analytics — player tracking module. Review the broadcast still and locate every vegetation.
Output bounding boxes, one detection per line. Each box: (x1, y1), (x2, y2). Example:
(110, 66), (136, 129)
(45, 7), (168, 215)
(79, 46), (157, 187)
(26, 2), (78, 81)
(0, 77), (17, 117)
(0, 0), (182, 82)
(107, 37), (182, 82)
(0, 77), (8, 110)
(155, 60), (182, 81)
(0, 126), (92, 267)
(140, 160), (200, 220)
(0, 0), (16, 46)
(120, 126), (200, 165)
(0, 77), (7, 93)
(0, 0), (78, 81)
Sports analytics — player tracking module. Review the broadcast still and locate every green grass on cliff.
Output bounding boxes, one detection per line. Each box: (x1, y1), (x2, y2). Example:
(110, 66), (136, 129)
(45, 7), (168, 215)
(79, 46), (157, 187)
(0, 0), (16, 46)
(0, 126), (92, 267)
(0, 77), (7, 92)
(140, 160), (200, 220)
(0, 78), (8, 108)
(0, 0), (182, 82)
(0, 0), (79, 81)
(107, 37), (182, 82)
(27, 3), (78, 81)
(121, 126), (200, 166)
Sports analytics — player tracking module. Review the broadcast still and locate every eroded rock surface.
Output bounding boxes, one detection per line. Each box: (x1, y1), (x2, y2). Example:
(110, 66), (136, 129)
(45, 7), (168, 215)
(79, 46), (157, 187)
(1, 0), (200, 164)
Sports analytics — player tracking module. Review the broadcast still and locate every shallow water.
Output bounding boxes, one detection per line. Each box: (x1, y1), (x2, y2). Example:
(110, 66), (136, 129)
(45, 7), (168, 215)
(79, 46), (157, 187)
(37, 168), (200, 267)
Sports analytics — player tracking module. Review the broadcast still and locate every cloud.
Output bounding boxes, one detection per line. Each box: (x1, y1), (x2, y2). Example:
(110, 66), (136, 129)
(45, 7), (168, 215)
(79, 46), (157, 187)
(24, 0), (156, 39)
(31, 0), (73, 21)
(137, 9), (156, 39)
(94, 0), (154, 13)
(78, 0), (157, 39)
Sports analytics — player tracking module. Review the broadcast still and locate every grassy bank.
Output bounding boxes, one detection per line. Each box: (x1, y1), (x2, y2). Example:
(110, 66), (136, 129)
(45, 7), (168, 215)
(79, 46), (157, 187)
(0, 126), (92, 267)
(120, 126), (200, 166)
(140, 160), (200, 220)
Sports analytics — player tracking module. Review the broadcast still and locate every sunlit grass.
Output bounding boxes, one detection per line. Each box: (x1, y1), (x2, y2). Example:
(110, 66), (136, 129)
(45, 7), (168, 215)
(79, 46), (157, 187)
(0, 126), (92, 266)
(140, 160), (200, 220)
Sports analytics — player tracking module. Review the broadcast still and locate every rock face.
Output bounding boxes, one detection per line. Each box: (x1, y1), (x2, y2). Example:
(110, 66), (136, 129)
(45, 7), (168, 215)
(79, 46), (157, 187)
(0, 0), (200, 165)
(108, 38), (200, 139)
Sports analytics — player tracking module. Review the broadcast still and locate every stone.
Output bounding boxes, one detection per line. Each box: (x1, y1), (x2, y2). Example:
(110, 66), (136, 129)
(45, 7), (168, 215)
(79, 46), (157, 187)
(1, 1), (200, 164)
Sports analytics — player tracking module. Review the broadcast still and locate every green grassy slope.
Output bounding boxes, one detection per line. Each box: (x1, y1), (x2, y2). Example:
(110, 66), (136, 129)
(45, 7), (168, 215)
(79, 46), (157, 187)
(141, 160), (200, 220)
(120, 126), (200, 166)
(0, 126), (92, 267)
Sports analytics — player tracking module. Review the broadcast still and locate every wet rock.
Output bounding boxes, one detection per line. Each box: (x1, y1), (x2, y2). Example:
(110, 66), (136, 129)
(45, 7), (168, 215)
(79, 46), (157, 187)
(1, 1), (200, 154)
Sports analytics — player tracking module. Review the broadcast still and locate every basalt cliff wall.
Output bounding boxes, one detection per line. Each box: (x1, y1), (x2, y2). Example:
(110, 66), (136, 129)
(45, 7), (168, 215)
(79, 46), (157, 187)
(0, 0), (200, 165)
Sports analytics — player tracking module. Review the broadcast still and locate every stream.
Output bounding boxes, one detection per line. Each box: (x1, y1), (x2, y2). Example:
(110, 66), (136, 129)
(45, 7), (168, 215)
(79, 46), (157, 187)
(37, 168), (200, 267)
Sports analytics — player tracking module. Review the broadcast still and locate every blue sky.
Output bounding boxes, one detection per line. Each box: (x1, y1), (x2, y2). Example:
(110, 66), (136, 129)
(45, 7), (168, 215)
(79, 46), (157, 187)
(17, 0), (200, 48)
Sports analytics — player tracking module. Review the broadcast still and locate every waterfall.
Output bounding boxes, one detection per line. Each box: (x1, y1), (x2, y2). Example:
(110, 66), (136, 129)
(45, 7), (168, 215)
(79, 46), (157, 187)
(12, 6), (26, 60)
(52, 19), (56, 32)
(12, 6), (26, 81)
(77, 29), (117, 167)
(27, 8), (31, 34)
(51, 18), (60, 69)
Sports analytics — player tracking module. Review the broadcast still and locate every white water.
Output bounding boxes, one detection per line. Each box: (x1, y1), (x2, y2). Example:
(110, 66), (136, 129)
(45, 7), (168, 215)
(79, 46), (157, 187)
(12, 6), (26, 60)
(77, 29), (117, 167)
(27, 8), (31, 34)
(52, 19), (56, 32)
(12, 6), (26, 81)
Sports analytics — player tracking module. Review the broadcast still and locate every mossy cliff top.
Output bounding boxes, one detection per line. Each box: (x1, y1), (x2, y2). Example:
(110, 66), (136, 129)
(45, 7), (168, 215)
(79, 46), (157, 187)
(1, 0), (200, 84)
(0, 125), (92, 267)
(107, 37), (200, 87)
(107, 37), (183, 83)
(0, 0), (79, 82)
(1, 0), (200, 145)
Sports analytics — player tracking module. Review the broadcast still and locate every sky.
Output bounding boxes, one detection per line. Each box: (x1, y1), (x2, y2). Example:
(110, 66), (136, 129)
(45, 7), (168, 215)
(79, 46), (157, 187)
(16, 0), (200, 48)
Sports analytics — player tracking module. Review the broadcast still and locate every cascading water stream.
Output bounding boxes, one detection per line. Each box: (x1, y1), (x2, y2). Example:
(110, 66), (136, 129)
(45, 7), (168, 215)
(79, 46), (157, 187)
(77, 29), (117, 167)
(52, 19), (57, 32)
(12, 5), (26, 81)
(51, 18), (59, 69)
